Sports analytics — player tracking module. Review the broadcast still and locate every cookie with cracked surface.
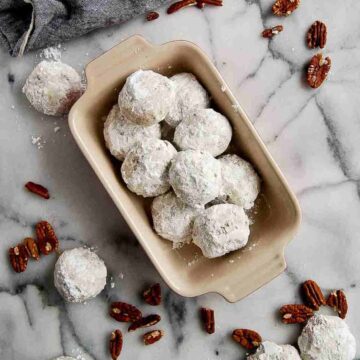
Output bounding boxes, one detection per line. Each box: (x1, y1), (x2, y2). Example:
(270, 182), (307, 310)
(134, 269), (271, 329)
(118, 70), (176, 126)
(104, 105), (161, 161)
(121, 138), (177, 197)
(165, 72), (210, 127)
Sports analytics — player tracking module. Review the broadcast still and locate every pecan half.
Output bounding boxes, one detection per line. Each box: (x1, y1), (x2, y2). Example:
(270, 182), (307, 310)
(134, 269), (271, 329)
(25, 182), (50, 199)
(167, 0), (196, 14)
(307, 21), (327, 49)
(302, 280), (326, 310)
(23, 237), (40, 261)
(35, 221), (59, 255)
(143, 330), (164, 345)
(197, 0), (223, 8)
(280, 304), (314, 324)
(232, 329), (262, 350)
(142, 283), (162, 306)
(128, 314), (161, 332)
(306, 53), (331, 89)
(109, 329), (123, 360)
(272, 0), (300, 16)
(110, 302), (142, 322)
(327, 290), (348, 319)
(200, 307), (215, 334)
(262, 25), (284, 38)
(9, 244), (28, 273)
(146, 11), (159, 21)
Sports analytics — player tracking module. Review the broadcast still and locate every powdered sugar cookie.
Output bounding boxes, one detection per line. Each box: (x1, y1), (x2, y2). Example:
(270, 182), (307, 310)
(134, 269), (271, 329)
(121, 138), (177, 197)
(118, 70), (175, 126)
(173, 109), (232, 157)
(298, 315), (356, 360)
(248, 341), (301, 360)
(104, 105), (161, 161)
(165, 72), (210, 127)
(192, 204), (250, 258)
(152, 191), (203, 246)
(219, 154), (261, 210)
(169, 150), (221, 208)
(22, 60), (82, 116)
(54, 248), (107, 303)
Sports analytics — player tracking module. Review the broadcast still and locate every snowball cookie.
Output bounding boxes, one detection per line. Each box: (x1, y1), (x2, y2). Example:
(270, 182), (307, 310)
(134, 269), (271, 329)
(173, 108), (232, 157)
(22, 60), (82, 116)
(51, 357), (76, 360)
(165, 72), (210, 127)
(104, 105), (161, 161)
(152, 191), (203, 246)
(219, 154), (261, 210)
(192, 204), (250, 258)
(121, 138), (177, 197)
(169, 150), (221, 208)
(54, 247), (107, 303)
(298, 315), (356, 360)
(118, 69), (176, 126)
(248, 341), (301, 360)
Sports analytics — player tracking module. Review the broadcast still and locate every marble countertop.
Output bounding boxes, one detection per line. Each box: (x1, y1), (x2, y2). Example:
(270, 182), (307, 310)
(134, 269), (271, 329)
(1, 0), (359, 359)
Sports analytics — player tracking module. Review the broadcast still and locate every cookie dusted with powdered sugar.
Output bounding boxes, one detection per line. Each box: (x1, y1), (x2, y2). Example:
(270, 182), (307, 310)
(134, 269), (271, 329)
(247, 341), (301, 360)
(118, 70), (176, 126)
(54, 248), (107, 303)
(192, 204), (250, 258)
(151, 191), (203, 246)
(104, 105), (161, 161)
(169, 150), (221, 208)
(219, 154), (261, 210)
(298, 315), (356, 360)
(165, 72), (210, 127)
(173, 109), (232, 157)
(22, 60), (82, 116)
(51, 357), (77, 360)
(121, 138), (177, 197)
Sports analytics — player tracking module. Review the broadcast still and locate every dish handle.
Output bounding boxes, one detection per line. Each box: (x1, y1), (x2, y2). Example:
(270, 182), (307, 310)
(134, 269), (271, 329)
(84, 35), (155, 87)
(217, 249), (287, 303)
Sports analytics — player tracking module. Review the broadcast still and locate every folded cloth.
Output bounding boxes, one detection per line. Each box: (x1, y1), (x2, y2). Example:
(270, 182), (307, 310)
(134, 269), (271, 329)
(0, 0), (170, 56)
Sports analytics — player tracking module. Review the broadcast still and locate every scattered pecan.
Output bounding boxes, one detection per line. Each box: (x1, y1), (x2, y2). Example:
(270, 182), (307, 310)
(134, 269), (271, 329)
(262, 25), (284, 38)
(280, 304), (314, 324)
(200, 307), (215, 334)
(9, 244), (28, 273)
(196, 0), (223, 8)
(307, 21), (327, 49)
(25, 182), (50, 199)
(23, 237), (40, 261)
(128, 314), (161, 332)
(327, 290), (348, 319)
(306, 53), (331, 89)
(110, 302), (142, 322)
(143, 330), (164, 345)
(35, 221), (59, 255)
(302, 280), (326, 310)
(142, 283), (162, 306)
(109, 329), (123, 360)
(167, 0), (196, 14)
(272, 0), (300, 16)
(232, 329), (262, 350)
(146, 11), (160, 21)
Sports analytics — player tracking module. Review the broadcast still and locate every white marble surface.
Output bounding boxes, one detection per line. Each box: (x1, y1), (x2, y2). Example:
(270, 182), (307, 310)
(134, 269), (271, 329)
(0, 0), (359, 359)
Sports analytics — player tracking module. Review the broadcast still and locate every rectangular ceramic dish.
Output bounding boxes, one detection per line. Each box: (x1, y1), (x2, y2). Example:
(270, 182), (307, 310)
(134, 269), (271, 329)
(69, 35), (301, 302)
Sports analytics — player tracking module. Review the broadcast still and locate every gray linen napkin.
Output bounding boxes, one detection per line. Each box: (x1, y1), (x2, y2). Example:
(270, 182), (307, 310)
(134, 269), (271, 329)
(0, 0), (170, 56)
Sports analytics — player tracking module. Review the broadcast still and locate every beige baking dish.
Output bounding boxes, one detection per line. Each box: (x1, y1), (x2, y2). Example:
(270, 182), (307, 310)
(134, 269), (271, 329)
(68, 35), (301, 302)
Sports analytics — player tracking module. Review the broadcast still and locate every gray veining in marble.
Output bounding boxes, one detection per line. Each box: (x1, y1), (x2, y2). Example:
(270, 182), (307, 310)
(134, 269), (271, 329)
(0, 0), (359, 359)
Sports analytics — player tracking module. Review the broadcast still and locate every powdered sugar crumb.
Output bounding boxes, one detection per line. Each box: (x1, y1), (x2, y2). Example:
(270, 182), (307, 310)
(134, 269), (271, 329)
(31, 135), (45, 149)
(40, 46), (62, 61)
